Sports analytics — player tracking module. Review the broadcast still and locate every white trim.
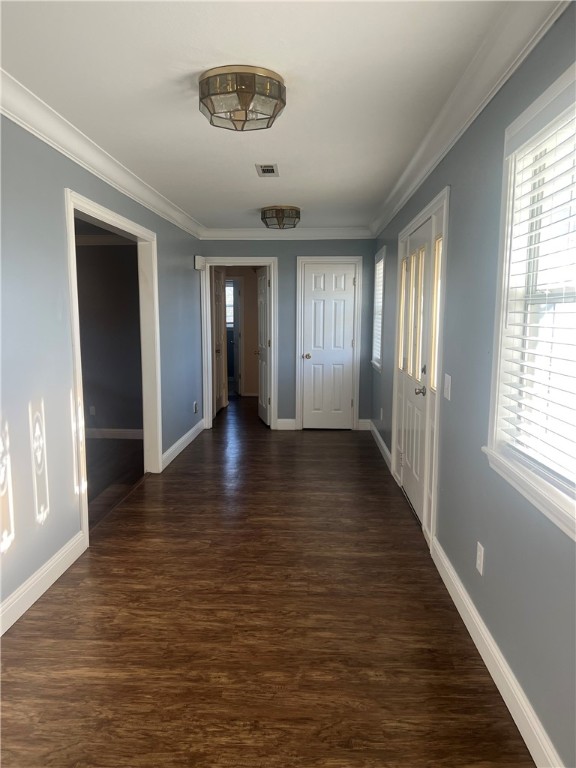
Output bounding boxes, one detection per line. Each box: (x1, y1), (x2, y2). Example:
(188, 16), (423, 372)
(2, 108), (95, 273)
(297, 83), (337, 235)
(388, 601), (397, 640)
(357, 419), (371, 431)
(198, 256), (278, 431)
(86, 428), (143, 440)
(483, 447), (576, 541)
(431, 539), (566, 768)
(369, 421), (393, 473)
(1, 531), (88, 635)
(202, 227), (373, 241)
(370, 2), (568, 234)
(65, 190), (163, 479)
(277, 419), (297, 431)
(392, 188), (449, 542)
(505, 65), (575, 154)
(295, 256), (363, 431)
(161, 419), (205, 470)
(2, 71), (206, 239)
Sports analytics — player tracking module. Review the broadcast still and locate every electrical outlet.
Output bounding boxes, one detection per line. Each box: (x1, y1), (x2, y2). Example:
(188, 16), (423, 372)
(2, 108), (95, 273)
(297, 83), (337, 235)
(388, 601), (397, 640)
(443, 373), (451, 401)
(476, 542), (484, 575)
(89, 405), (96, 417)
(193, 401), (198, 414)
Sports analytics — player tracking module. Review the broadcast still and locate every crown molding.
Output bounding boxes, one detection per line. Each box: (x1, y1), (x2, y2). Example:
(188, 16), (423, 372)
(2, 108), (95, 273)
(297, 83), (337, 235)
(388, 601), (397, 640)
(200, 226), (374, 241)
(0, 69), (371, 242)
(370, 1), (570, 236)
(0, 70), (207, 240)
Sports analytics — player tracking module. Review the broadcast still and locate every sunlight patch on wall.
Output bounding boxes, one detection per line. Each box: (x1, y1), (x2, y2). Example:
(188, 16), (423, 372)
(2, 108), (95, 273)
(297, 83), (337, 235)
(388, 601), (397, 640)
(0, 419), (15, 554)
(29, 399), (50, 524)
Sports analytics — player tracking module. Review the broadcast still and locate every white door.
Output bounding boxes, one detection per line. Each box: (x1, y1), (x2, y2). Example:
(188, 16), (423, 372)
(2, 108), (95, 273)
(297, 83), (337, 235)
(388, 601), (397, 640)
(211, 266), (227, 416)
(396, 213), (444, 524)
(398, 220), (431, 519)
(302, 263), (356, 429)
(257, 267), (270, 425)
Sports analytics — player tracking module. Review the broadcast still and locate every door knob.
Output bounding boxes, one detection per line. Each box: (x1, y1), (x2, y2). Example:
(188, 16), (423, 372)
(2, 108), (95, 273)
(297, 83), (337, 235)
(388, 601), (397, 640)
(415, 385), (427, 396)
(303, 353), (312, 359)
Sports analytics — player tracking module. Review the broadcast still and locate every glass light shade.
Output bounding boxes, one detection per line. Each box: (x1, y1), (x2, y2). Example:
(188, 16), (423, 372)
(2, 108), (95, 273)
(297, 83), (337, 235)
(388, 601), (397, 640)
(199, 66), (286, 131)
(261, 206), (301, 229)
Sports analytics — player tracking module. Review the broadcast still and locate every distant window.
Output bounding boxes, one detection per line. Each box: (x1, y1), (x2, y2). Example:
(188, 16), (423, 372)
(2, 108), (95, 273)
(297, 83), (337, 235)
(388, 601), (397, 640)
(225, 283), (234, 327)
(372, 251), (385, 370)
(484, 67), (576, 539)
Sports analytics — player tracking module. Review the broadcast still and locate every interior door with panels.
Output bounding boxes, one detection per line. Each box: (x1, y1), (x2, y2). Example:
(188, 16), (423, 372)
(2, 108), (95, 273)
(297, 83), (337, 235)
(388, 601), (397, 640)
(302, 263), (356, 429)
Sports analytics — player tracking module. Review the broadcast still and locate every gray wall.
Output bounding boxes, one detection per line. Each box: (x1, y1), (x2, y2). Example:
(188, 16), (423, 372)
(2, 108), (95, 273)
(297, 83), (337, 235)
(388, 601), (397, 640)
(201, 241), (376, 420)
(372, 9), (575, 765)
(76, 243), (143, 430)
(1, 117), (203, 599)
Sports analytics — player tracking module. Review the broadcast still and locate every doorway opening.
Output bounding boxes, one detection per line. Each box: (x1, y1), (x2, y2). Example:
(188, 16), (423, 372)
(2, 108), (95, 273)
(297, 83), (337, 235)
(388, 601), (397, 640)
(74, 218), (144, 528)
(198, 256), (278, 430)
(392, 187), (449, 543)
(65, 190), (162, 538)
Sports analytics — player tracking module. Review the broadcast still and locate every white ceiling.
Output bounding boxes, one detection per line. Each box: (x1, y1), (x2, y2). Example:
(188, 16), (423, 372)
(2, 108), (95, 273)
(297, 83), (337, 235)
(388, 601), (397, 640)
(0, 1), (564, 237)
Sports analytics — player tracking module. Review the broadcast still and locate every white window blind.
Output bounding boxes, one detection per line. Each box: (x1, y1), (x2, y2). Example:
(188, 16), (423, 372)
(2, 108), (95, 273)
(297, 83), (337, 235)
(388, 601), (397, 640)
(496, 106), (576, 500)
(372, 257), (384, 368)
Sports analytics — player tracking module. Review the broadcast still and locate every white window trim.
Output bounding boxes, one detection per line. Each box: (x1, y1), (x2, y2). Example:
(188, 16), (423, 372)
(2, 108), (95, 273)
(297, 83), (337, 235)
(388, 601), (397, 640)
(483, 65), (576, 541)
(371, 247), (385, 372)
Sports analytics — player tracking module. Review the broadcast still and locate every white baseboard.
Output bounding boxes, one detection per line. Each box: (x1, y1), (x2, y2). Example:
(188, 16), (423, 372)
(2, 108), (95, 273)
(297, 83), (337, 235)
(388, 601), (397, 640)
(276, 419), (297, 430)
(357, 419), (371, 431)
(369, 421), (392, 471)
(1, 530), (88, 635)
(86, 428), (143, 440)
(162, 419), (205, 469)
(431, 540), (564, 768)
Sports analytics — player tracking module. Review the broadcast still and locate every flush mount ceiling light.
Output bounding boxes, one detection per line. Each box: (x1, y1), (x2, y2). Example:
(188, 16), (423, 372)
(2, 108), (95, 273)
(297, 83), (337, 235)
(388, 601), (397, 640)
(199, 66), (286, 131)
(261, 206), (301, 229)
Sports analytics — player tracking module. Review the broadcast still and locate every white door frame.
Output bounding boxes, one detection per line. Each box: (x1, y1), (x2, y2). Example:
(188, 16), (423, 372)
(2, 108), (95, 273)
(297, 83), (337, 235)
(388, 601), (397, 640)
(64, 189), (163, 537)
(296, 256), (363, 430)
(391, 187), (449, 543)
(196, 255), (278, 430)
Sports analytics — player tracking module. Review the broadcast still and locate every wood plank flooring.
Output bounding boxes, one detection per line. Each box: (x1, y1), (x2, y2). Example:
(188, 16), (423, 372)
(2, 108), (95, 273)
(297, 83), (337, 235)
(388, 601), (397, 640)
(85, 437), (144, 528)
(1, 397), (535, 768)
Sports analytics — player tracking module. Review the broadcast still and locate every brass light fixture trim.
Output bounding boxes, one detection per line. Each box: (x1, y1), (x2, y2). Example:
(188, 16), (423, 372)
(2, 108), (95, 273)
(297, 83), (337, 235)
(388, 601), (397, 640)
(261, 205), (301, 229)
(199, 65), (286, 131)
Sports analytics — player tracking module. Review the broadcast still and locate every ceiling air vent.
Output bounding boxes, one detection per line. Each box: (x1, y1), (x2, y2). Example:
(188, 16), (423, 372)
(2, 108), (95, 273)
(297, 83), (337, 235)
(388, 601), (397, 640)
(256, 164), (279, 178)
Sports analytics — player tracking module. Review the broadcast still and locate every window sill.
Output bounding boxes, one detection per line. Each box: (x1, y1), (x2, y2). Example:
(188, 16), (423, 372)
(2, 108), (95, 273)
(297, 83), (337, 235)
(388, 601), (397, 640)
(482, 445), (575, 540)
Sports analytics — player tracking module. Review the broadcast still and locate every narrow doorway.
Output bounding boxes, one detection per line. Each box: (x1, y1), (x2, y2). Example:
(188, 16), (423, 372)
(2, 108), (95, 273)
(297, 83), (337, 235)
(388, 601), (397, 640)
(225, 279), (241, 398)
(74, 218), (144, 528)
(210, 265), (270, 426)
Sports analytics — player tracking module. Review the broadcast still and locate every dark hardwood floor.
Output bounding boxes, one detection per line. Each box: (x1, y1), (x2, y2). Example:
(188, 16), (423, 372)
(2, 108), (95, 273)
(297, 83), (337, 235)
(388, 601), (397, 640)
(1, 397), (534, 767)
(86, 437), (144, 529)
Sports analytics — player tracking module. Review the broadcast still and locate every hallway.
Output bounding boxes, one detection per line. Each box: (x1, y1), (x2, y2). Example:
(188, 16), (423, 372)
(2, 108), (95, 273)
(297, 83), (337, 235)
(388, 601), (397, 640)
(1, 398), (534, 767)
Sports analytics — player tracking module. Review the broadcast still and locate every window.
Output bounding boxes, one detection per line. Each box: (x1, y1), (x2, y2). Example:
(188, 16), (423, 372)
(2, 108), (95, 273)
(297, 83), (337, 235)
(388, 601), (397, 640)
(225, 282), (234, 327)
(372, 251), (385, 369)
(484, 67), (576, 539)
